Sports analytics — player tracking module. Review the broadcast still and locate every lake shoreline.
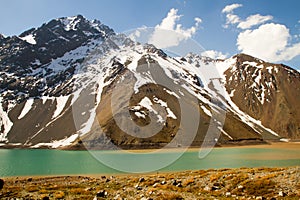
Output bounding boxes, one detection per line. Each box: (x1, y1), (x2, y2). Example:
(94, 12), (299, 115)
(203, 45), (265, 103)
(68, 141), (300, 152)
(1, 139), (299, 151)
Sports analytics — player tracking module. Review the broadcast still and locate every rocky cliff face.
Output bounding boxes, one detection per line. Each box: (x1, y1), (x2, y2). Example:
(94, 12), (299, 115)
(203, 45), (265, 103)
(0, 15), (299, 149)
(225, 54), (300, 139)
(0, 15), (114, 101)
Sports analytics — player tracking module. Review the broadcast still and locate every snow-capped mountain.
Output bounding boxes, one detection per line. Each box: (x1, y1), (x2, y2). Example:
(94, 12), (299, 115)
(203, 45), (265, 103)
(0, 15), (299, 149)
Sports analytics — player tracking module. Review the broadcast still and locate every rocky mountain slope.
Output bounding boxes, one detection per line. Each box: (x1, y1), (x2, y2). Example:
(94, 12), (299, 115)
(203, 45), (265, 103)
(0, 15), (299, 149)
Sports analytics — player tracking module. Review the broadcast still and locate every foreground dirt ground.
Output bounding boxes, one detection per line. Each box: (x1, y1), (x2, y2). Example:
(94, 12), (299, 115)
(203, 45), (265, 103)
(1, 167), (299, 200)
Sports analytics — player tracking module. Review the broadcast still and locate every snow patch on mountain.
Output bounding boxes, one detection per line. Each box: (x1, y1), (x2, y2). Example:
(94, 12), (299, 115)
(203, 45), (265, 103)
(32, 133), (79, 148)
(52, 96), (69, 119)
(134, 111), (146, 119)
(41, 96), (55, 104)
(139, 97), (153, 111)
(136, 97), (167, 123)
(18, 98), (34, 120)
(153, 97), (177, 119)
(20, 34), (36, 45)
(222, 87), (279, 137)
(216, 57), (237, 75)
(0, 98), (13, 142)
(31, 59), (41, 66)
(163, 88), (180, 98)
(60, 16), (82, 31)
(200, 105), (212, 117)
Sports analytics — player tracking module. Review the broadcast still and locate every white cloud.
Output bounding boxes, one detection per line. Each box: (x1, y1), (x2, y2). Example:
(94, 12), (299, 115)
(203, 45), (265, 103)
(224, 14), (241, 27)
(195, 17), (202, 25)
(275, 43), (300, 61)
(149, 8), (202, 48)
(201, 50), (228, 59)
(237, 14), (273, 29)
(222, 4), (242, 28)
(222, 4), (300, 63)
(222, 4), (273, 30)
(237, 23), (300, 62)
(156, 8), (181, 30)
(222, 4), (242, 13)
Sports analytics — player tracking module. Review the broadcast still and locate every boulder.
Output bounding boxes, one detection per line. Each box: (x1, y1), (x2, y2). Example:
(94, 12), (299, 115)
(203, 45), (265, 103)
(0, 179), (4, 189)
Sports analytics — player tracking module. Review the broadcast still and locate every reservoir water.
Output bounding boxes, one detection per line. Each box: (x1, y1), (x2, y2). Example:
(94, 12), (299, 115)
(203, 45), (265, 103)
(0, 144), (299, 177)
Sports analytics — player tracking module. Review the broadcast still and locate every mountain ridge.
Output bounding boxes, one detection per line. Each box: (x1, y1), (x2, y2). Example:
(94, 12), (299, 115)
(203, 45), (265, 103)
(0, 15), (299, 149)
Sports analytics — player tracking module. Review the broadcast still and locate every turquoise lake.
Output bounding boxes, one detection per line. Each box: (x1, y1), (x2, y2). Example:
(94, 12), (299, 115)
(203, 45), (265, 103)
(0, 145), (299, 177)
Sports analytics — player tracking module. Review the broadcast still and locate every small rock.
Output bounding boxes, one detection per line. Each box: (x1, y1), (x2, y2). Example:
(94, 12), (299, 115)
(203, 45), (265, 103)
(148, 190), (153, 195)
(161, 180), (166, 185)
(101, 176), (106, 179)
(278, 191), (286, 197)
(176, 182), (182, 187)
(213, 182), (223, 187)
(211, 186), (220, 191)
(172, 179), (182, 186)
(238, 185), (244, 189)
(225, 192), (231, 197)
(172, 180), (178, 186)
(96, 190), (107, 198)
(135, 184), (142, 190)
(27, 177), (33, 182)
(114, 194), (122, 200)
(139, 177), (145, 182)
(256, 196), (266, 200)
(85, 187), (93, 192)
(153, 183), (158, 188)
(172, 180), (182, 187)
(0, 179), (4, 189)
(204, 186), (211, 191)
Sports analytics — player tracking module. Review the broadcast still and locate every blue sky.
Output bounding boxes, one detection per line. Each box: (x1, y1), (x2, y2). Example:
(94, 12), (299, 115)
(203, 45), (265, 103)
(1, 0), (300, 69)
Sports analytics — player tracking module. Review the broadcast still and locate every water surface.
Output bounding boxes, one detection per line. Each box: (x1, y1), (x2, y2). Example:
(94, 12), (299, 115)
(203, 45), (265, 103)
(0, 144), (299, 177)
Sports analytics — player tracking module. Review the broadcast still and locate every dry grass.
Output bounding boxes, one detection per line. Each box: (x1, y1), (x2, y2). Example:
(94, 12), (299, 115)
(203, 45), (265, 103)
(54, 191), (65, 199)
(228, 173), (249, 189)
(243, 179), (276, 196)
(209, 172), (224, 182)
(157, 191), (184, 200)
(1, 167), (299, 199)
(26, 185), (39, 192)
(182, 177), (195, 186)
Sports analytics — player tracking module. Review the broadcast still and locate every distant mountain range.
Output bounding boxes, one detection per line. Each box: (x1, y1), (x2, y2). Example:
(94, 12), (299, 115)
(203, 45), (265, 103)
(0, 15), (299, 149)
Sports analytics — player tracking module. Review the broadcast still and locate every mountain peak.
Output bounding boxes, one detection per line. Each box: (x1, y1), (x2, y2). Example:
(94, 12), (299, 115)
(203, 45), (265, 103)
(233, 53), (265, 64)
(54, 14), (114, 36)
(57, 14), (93, 32)
(18, 15), (115, 45)
(58, 15), (85, 31)
(0, 15), (116, 77)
